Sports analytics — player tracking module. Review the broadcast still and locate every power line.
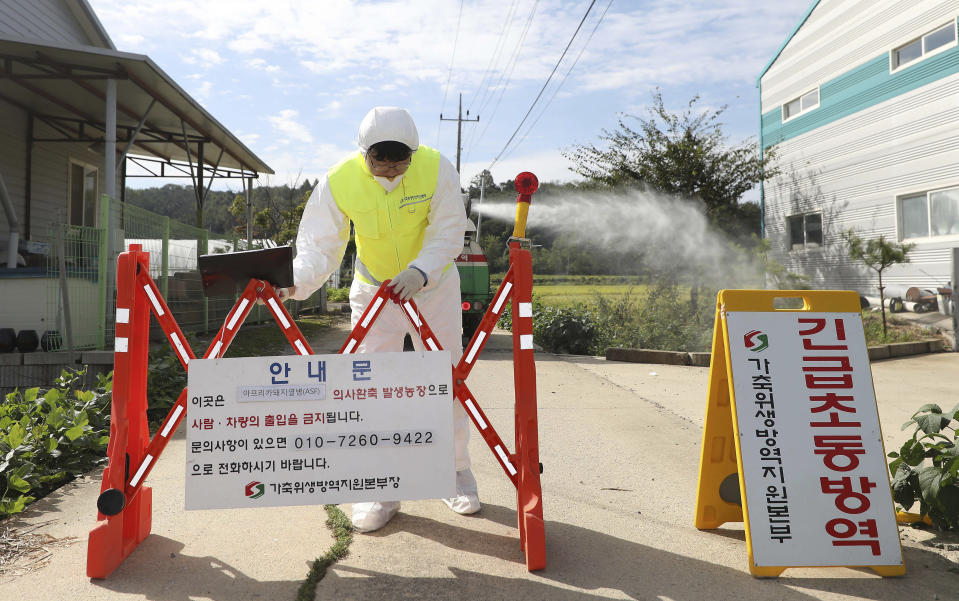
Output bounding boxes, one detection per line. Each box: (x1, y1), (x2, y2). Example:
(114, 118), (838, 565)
(472, 0), (538, 121)
(436, 0), (465, 146)
(468, 0), (521, 115)
(500, 0), (613, 162)
(464, 0), (539, 161)
(489, 0), (597, 171)
(464, 0), (534, 155)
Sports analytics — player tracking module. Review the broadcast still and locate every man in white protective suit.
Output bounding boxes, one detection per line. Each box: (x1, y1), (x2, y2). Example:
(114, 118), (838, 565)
(282, 106), (480, 532)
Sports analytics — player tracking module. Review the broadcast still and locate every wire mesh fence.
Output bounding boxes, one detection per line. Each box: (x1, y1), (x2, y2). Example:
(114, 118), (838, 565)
(44, 224), (104, 350)
(44, 195), (323, 352)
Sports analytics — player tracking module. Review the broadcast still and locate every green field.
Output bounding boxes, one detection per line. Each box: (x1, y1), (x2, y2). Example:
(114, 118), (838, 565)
(531, 284), (648, 307)
(490, 274), (650, 308)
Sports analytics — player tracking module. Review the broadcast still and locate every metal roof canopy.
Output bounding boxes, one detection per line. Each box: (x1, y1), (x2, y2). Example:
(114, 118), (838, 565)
(0, 35), (273, 178)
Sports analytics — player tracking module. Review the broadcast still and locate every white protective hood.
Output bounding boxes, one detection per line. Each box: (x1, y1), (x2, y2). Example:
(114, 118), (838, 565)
(357, 106), (419, 153)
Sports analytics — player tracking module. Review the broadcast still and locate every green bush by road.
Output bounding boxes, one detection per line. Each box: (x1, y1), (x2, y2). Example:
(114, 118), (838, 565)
(1, 370), (112, 519)
(501, 282), (941, 356)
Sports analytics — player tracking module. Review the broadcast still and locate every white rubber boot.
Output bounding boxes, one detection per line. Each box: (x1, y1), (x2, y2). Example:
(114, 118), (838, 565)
(442, 469), (481, 515)
(351, 501), (401, 533)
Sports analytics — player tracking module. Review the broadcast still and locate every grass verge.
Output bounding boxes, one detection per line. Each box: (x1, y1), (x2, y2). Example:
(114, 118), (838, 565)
(296, 504), (353, 601)
(861, 311), (946, 347)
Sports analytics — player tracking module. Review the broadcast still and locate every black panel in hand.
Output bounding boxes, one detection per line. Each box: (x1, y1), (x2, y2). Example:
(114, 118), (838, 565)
(198, 246), (294, 297)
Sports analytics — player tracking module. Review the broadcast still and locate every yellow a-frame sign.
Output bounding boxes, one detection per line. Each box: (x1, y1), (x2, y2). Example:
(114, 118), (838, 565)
(695, 290), (905, 578)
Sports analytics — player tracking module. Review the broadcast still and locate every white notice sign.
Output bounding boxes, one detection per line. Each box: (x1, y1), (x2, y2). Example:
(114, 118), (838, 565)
(185, 351), (456, 510)
(725, 311), (901, 567)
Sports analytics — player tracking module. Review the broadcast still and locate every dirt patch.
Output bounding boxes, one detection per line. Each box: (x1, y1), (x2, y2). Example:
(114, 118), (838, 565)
(0, 521), (79, 581)
(899, 524), (959, 570)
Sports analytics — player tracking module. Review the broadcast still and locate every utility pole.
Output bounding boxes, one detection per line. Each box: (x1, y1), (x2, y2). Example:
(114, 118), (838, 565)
(440, 93), (479, 174)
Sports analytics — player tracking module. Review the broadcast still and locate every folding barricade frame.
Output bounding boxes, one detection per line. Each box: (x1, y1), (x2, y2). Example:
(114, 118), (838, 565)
(87, 240), (545, 578)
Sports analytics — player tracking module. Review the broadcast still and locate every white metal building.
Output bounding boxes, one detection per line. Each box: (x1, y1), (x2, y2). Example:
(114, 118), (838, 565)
(759, 0), (959, 294)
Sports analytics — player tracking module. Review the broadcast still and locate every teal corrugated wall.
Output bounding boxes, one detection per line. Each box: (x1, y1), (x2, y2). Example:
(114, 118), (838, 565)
(762, 35), (959, 150)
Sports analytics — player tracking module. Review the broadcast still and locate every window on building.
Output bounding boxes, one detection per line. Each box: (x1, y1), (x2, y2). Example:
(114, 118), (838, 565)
(69, 162), (99, 227)
(891, 22), (957, 71)
(782, 88), (820, 122)
(900, 193), (928, 239)
(899, 186), (959, 239)
(787, 212), (822, 250)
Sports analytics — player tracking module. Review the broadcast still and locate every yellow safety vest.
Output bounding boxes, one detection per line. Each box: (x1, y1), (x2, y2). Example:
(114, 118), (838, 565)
(327, 145), (441, 284)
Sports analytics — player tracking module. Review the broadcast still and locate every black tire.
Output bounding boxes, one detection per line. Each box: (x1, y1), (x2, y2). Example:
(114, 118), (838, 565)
(16, 330), (39, 353)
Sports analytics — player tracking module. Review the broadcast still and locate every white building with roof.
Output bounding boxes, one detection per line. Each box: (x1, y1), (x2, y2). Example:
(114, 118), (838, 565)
(0, 0), (273, 364)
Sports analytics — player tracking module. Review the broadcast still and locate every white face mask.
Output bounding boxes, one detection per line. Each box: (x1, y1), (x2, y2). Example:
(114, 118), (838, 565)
(373, 172), (404, 191)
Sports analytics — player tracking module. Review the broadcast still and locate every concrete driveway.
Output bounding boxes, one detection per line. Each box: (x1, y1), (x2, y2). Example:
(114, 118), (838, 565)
(1, 322), (957, 601)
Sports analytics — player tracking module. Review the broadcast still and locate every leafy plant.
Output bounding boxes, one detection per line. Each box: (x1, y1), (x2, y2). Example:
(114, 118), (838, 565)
(752, 236), (810, 290)
(860, 311), (936, 347)
(1, 369), (113, 518)
(496, 298), (599, 354)
(297, 504), (354, 601)
(888, 403), (959, 530)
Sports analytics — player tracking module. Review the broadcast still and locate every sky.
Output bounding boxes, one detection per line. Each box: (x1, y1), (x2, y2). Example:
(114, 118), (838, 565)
(89, 0), (814, 197)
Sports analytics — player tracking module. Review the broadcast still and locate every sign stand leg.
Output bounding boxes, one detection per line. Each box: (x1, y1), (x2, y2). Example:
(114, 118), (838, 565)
(695, 301), (744, 530)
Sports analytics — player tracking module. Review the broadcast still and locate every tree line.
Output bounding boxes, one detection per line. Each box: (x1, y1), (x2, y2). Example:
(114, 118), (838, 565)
(125, 178), (316, 242)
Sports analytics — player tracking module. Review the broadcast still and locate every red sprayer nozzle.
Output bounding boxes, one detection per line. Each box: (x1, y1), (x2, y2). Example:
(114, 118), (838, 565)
(514, 171), (539, 200)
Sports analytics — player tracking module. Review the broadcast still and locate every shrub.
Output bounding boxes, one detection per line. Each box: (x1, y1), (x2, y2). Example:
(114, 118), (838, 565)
(1, 369), (112, 518)
(593, 283), (714, 353)
(888, 403), (959, 530)
(497, 298), (600, 354)
(497, 283), (715, 355)
(327, 286), (350, 303)
(532, 303), (599, 355)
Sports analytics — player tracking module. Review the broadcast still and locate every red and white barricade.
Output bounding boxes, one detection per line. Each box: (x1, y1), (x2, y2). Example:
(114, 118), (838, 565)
(87, 179), (545, 577)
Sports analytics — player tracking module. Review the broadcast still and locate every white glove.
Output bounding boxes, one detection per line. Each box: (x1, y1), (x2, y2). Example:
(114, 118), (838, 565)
(388, 268), (426, 301)
(255, 286), (293, 305)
